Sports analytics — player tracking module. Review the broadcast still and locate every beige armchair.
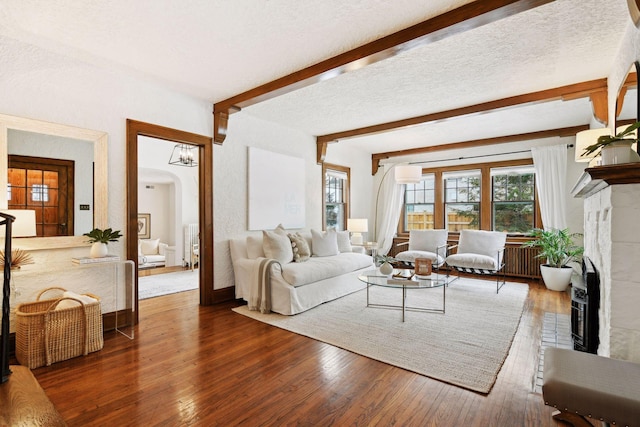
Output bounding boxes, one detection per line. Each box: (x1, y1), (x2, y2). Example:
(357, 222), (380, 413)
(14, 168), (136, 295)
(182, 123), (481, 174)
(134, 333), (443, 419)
(444, 229), (507, 293)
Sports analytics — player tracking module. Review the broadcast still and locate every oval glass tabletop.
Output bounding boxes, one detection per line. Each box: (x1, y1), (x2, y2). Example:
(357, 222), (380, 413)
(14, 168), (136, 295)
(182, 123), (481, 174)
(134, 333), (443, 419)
(358, 269), (445, 289)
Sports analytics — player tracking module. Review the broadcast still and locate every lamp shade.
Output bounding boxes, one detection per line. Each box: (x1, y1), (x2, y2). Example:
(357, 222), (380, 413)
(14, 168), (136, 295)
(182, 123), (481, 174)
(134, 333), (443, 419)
(0, 210), (37, 237)
(347, 218), (368, 233)
(394, 164), (422, 184)
(575, 128), (612, 162)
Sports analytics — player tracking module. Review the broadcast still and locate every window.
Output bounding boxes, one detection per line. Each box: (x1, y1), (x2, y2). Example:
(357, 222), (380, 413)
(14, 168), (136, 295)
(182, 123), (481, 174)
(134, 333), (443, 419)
(444, 170), (480, 231)
(404, 174), (435, 230)
(491, 166), (535, 234)
(399, 159), (540, 235)
(323, 164), (350, 230)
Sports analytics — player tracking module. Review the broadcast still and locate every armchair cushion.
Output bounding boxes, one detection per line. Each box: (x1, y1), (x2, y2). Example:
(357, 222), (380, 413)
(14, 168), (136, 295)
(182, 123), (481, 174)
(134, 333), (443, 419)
(396, 250), (444, 266)
(456, 229), (506, 261)
(445, 253), (498, 270)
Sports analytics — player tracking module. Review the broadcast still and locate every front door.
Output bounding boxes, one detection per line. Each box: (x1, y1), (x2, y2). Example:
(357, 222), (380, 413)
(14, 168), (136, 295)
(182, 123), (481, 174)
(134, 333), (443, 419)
(8, 155), (74, 236)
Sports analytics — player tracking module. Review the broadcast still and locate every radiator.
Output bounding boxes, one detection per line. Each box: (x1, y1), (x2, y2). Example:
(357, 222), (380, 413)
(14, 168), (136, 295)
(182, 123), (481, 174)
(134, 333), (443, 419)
(184, 223), (199, 267)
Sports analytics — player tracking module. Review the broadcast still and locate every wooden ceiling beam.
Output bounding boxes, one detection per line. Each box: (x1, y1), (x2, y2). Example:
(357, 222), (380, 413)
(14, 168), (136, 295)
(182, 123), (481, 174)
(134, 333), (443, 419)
(317, 79), (607, 149)
(212, 0), (555, 144)
(370, 124), (589, 175)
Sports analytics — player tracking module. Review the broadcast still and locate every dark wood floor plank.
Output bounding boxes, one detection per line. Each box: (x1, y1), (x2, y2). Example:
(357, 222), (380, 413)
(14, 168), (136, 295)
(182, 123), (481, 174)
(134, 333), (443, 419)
(25, 279), (570, 426)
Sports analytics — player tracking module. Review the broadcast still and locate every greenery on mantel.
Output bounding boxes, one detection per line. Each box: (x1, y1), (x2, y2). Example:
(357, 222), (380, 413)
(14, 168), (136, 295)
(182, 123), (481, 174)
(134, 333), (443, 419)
(522, 228), (583, 268)
(582, 121), (640, 157)
(83, 228), (122, 244)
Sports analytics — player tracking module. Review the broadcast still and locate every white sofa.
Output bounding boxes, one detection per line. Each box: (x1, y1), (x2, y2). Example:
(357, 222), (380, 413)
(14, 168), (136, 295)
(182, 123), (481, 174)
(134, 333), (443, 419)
(230, 229), (374, 315)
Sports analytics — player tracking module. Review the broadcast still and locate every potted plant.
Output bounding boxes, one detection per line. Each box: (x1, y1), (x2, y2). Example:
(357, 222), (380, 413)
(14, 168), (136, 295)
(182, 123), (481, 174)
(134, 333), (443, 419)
(582, 121), (640, 165)
(522, 228), (584, 291)
(84, 227), (122, 258)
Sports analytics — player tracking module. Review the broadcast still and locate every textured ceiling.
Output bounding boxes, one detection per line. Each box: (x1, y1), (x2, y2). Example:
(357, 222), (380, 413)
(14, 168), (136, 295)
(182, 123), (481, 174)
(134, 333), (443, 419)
(0, 0), (634, 159)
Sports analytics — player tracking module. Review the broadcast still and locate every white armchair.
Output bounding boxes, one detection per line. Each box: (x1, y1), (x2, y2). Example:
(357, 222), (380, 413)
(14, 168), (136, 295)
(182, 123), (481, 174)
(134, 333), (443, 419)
(444, 229), (507, 293)
(395, 229), (448, 269)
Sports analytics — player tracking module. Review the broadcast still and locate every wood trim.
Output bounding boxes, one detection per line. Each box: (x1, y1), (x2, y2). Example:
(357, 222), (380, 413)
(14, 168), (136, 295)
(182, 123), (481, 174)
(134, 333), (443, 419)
(320, 79), (605, 149)
(213, 0), (555, 142)
(126, 120), (215, 323)
(589, 89), (608, 125)
(372, 126), (586, 175)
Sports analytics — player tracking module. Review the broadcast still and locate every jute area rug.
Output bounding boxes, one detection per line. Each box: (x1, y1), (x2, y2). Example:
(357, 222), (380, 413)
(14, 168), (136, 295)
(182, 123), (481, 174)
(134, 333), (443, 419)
(233, 277), (529, 394)
(138, 270), (199, 300)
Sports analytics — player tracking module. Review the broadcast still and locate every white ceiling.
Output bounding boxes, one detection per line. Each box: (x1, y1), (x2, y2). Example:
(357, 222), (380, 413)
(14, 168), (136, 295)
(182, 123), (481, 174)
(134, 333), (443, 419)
(0, 0), (635, 162)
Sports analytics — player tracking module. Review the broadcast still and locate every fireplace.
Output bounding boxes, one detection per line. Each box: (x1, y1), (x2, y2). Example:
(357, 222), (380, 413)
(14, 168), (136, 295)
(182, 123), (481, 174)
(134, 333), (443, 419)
(571, 256), (599, 354)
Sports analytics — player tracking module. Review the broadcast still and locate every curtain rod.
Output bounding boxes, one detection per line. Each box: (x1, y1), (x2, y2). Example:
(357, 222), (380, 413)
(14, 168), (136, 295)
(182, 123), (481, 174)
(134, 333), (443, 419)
(403, 144), (574, 166)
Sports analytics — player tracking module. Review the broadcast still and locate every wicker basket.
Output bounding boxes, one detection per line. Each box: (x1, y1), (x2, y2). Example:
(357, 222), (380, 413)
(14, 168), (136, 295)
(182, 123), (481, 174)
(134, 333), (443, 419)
(15, 287), (104, 368)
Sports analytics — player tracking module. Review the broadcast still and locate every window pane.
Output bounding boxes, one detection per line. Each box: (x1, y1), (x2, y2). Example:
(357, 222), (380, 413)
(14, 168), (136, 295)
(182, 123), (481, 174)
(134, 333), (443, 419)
(405, 204), (434, 230)
(491, 168), (535, 233)
(446, 203), (479, 231)
(404, 174), (435, 231)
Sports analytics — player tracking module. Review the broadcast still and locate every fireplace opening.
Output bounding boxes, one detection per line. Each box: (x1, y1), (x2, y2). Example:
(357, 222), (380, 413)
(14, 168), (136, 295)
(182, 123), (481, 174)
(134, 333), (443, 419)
(571, 256), (600, 354)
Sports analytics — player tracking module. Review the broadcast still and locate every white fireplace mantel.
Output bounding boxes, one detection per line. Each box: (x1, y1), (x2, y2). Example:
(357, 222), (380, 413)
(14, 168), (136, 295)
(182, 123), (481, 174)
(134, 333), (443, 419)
(574, 163), (640, 362)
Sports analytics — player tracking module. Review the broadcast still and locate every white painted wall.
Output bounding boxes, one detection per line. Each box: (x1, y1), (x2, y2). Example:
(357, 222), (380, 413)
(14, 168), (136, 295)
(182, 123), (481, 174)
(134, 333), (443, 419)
(0, 35), (211, 322)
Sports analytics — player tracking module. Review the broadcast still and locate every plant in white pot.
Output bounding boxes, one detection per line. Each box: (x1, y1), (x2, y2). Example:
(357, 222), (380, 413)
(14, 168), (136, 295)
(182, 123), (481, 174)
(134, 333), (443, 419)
(523, 228), (583, 291)
(84, 228), (122, 258)
(582, 121), (640, 165)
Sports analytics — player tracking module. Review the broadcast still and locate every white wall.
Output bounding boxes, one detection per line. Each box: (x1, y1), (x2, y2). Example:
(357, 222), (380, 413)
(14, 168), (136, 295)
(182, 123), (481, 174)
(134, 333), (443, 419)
(138, 182), (171, 242)
(0, 34), (212, 320)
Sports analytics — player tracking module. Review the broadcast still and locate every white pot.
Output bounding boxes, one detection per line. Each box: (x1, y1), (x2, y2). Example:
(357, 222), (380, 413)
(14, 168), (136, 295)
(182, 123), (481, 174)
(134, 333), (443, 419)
(540, 265), (573, 292)
(379, 262), (393, 275)
(601, 141), (634, 165)
(90, 242), (108, 258)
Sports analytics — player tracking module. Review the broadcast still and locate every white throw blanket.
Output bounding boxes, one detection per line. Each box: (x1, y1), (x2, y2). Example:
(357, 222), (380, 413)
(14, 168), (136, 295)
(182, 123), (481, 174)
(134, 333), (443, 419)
(249, 257), (280, 313)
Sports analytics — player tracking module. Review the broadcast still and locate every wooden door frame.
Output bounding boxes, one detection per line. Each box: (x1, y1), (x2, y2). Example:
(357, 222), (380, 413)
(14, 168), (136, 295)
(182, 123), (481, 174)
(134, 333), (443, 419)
(126, 119), (214, 323)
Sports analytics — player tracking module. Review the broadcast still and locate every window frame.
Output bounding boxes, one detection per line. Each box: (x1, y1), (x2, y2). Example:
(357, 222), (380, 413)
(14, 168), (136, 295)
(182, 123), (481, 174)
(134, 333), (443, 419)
(322, 163), (350, 231)
(399, 158), (541, 237)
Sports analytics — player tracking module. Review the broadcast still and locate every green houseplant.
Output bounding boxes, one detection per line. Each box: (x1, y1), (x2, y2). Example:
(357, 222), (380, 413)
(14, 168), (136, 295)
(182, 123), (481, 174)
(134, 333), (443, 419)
(582, 121), (640, 164)
(522, 228), (583, 291)
(84, 227), (122, 258)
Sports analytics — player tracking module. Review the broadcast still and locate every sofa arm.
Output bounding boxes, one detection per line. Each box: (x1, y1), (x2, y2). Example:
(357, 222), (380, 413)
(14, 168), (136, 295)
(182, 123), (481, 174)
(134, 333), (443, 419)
(352, 246), (365, 254)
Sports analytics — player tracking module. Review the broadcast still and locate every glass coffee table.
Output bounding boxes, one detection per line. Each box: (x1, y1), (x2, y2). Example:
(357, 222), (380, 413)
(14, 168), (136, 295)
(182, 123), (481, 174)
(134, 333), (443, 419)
(358, 269), (446, 322)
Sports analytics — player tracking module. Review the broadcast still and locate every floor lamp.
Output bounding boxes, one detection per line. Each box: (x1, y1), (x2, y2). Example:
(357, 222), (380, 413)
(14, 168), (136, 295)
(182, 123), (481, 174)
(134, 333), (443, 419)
(373, 164), (422, 248)
(1, 210), (37, 384)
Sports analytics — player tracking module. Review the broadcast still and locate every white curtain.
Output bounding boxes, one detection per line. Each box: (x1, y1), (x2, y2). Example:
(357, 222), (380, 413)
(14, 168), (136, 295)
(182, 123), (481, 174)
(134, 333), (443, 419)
(374, 164), (405, 255)
(531, 144), (567, 230)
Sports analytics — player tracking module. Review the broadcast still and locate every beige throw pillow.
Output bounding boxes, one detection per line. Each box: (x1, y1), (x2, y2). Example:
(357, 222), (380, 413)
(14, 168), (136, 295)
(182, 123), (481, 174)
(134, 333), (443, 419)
(288, 232), (311, 262)
(262, 227), (293, 264)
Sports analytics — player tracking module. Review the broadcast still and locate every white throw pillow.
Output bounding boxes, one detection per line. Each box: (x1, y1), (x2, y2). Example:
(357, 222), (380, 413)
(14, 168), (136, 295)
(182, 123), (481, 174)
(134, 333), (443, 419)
(140, 239), (160, 255)
(311, 229), (339, 257)
(336, 230), (352, 253)
(262, 227), (293, 264)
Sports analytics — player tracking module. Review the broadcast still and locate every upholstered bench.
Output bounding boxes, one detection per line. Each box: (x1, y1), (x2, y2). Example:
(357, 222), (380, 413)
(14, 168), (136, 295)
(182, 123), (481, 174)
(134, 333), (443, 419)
(543, 348), (640, 427)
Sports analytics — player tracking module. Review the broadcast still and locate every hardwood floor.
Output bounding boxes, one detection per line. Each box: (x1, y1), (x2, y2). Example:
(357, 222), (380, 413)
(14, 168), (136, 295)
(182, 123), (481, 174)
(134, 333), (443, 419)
(30, 279), (577, 426)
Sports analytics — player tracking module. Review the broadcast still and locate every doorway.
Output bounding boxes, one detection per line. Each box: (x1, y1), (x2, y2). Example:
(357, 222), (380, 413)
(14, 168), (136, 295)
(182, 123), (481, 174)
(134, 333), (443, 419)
(126, 120), (214, 324)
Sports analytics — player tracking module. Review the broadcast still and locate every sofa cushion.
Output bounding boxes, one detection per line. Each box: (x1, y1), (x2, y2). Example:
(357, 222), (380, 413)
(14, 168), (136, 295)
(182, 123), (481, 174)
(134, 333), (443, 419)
(281, 252), (373, 287)
(140, 239), (160, 255)
(263, 227), (293, 264)
(288, 232), (311, 262)
(336, 230), (352, 253)
(311, 229), (339, 257)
